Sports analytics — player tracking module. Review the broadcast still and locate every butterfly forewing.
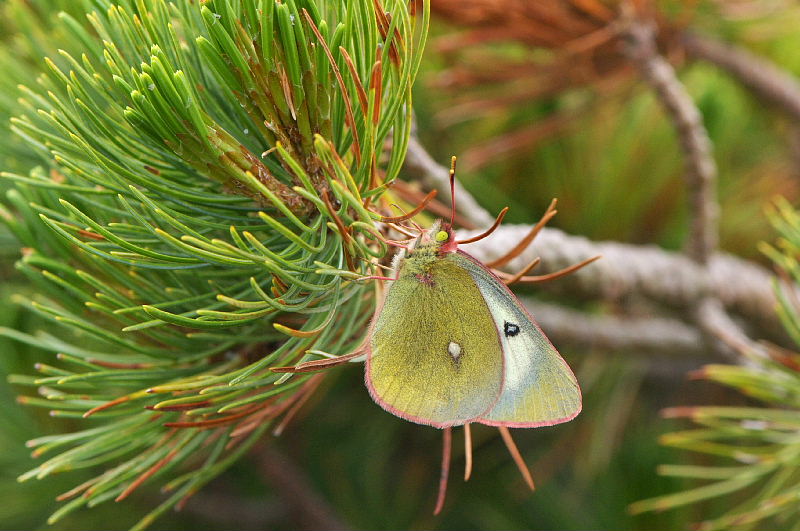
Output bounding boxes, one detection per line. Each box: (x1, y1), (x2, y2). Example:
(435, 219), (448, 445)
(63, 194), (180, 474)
(454, 251), (582, 427)
(367, 257), (504, 427)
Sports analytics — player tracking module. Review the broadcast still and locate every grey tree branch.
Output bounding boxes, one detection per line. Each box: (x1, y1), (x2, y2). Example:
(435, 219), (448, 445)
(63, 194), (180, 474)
(682, 31), (800, 122)
(697, 298), (770, 364)
(523, 299), (705, 357)
(402, 13), (794, 362)
(624, 21), (718, 266)
(621, 20), (778, 362)
(458, 224), (783, 340)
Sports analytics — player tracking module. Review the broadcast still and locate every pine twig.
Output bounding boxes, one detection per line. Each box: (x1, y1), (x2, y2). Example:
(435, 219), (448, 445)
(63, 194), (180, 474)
(696, 298), (769, 363)
(623, 19), (718, 266)
(682, 31), (800, 122)
(462, 224), (788, 341)
(622, 17), (773, 361)
(523, 299), (705, 357)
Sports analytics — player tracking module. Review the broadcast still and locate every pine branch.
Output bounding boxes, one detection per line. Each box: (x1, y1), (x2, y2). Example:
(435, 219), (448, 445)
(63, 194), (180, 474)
(624, 21), (800, 528)
(522, 299), (705, 358)
(0, 1), (429, 528)
(682, 31), (800, 122)
(624, 19), (718, 266)
(406, 10), (776, 361)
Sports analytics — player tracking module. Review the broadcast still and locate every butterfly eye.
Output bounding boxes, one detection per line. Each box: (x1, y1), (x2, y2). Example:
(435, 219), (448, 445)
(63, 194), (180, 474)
(435, 230), (449, 242)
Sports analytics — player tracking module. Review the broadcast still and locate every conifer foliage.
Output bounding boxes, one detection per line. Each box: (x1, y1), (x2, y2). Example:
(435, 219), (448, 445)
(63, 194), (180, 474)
(0, 1), (427, 528)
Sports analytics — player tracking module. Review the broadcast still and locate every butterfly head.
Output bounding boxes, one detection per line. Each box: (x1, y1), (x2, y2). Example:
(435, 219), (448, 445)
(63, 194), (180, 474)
(411, 220), (457, 255)
(432, 223), (458, 253)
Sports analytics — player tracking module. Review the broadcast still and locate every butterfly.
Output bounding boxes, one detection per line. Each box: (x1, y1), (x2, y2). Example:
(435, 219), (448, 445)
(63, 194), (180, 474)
(274, 156), (595, 511)
(366, 218), (582, 429)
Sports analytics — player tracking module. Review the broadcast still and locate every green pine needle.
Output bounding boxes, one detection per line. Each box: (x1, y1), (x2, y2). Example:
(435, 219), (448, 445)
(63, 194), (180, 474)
(631, 198), (800, 530)
(0, 0), (429, 528)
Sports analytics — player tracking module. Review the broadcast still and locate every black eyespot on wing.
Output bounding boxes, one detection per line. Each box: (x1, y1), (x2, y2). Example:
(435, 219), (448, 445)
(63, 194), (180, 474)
(504, 321), (520, 338)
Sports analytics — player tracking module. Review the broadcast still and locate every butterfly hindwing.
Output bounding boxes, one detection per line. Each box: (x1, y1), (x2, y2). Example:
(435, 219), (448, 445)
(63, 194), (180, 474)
(367, 255), (504, 428)
(453, 251), (582, 427)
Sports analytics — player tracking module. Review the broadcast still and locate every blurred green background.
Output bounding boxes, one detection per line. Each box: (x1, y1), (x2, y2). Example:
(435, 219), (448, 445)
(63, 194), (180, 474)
(2, 1), (799, 529)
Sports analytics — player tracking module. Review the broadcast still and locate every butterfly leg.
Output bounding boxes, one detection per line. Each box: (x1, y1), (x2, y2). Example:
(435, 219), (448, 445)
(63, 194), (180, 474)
(369, 235), (413, 255)
(434, 427), (453, 515)
(496, 257), (542, 286)
(385, 222), (418, 239)
(357, 275), (397, 282)
(375, 189), (437, 225)
(498, 427), (535, 491)
(464, 423), (473, 481)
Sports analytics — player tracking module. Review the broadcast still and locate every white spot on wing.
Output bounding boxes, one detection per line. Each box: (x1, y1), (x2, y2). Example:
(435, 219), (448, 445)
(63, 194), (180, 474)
(448, 341), (462, 361)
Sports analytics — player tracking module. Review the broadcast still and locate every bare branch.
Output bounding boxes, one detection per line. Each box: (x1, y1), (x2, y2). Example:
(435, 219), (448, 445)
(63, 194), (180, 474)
(624, 20), (718, 265)
(404, 137), (784, 341)
(621, 20), (779, 363)
(523, 299), (705, 357)
(682, 31), (800, 122)
(458, 224), (785, 340)
(696, 298), (770, 364)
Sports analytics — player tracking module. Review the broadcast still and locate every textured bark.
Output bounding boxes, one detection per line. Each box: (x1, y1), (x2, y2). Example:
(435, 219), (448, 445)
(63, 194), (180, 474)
(624, 21), (718, 265)
(402, 17), (786, 361)
(459, 224), (782, 340)
(683, 31), (800, 122)
(523, 299), (705, 357)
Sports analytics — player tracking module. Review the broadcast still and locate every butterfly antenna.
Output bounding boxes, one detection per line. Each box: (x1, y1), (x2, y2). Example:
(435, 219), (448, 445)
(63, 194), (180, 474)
(464, 423), (473, 481)
(449, 156), (457, 228)
(498, 427), (535, 491)
(434, 427), (453, 515)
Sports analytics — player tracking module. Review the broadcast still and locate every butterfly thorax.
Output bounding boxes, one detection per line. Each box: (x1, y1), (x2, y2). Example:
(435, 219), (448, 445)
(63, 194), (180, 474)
(403, 242), (442, 272)
(396, 222), (457, 283)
